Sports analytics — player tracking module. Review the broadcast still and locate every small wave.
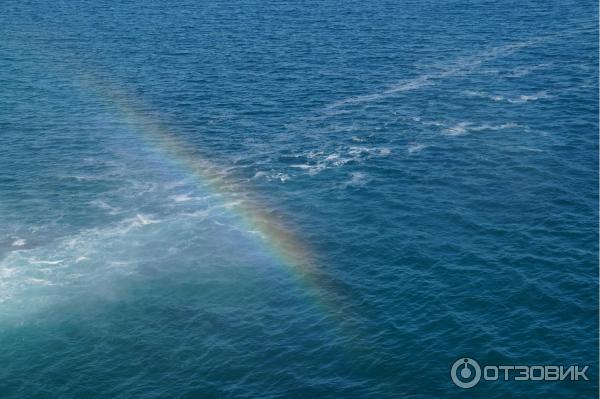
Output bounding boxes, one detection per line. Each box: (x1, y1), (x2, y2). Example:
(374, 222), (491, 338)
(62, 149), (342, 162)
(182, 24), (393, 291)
(421, 120), (445, 127)
(30, 259), (63, 265)
(272, 173), (290, 182)
(342, 172), (369, 188)
(507, 91), (551, 103)
(506, 63), (552, 77)
(252, 171), (268, 179)
(290, 163), (327, 176)
(324, 153), (354, 166)
(407, 143), (428, 154)
(470, 122), (519, 131)
(463, 90), (505, 102)
(136, 214), (160, 226)
(91, 199), (121, 215)
(516, 146), (543, 152)
(252, 171), (290, 182)
(290, 164), (313, 170)
(348, 146), (391, 157)
(443, 122), (471, 136)
(443, 122), (519, 136)
(463, 90), (551, 104)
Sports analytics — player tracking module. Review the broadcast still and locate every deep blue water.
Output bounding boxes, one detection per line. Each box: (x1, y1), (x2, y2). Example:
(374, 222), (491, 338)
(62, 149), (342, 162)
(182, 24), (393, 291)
(0, 1), (598, 398)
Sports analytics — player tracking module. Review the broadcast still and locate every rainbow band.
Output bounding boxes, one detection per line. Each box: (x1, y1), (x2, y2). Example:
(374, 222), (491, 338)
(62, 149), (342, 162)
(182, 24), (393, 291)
(75, 74), (337, 309)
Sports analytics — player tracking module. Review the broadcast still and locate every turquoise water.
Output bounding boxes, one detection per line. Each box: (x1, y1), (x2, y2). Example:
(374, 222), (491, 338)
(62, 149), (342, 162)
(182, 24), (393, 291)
(0, 1), (598, 397)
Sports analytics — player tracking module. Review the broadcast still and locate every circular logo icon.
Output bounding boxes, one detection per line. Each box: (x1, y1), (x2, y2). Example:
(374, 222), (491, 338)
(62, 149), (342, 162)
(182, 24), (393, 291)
(451, 358), (481, 389)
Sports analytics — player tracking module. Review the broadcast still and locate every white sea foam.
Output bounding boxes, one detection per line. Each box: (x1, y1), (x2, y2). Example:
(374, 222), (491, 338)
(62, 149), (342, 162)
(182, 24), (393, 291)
(325, 153), (354, 166)
(11, 238), (26, 247)
(91, 199), (121, 215)
(348, 146), (390, 157)
(253, 171), (290, 182)
(442, 122), (519, 136)
(172, 194), (193, 202)
(290, 163), (327, 176)
(307, 165), (327, 176)
(0, 205), (253, 315)
(136, 214), (159, 225)
(463, 90), (506, 102)
(290, 145), (392, 177)
(0, 267), (18, 278)
(443, 122), (472, 136)
(272, 173), (290, 182)
(252, 171), (267, 179)
(0, 212), (175, 313)
(290, 164), (313, 170)
(463, 90), (550, 104)
(507, 91), (551, 103)
(180, 200), (245, 220)
(30, 259), (63, 265)
(343, 172), (369, 188)
(407, 143), (428, 154)
(421, 120), (446, 127)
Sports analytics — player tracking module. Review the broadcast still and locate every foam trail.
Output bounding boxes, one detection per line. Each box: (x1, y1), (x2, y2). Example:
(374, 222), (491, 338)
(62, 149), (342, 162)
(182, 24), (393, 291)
(328, 41), (535, 109)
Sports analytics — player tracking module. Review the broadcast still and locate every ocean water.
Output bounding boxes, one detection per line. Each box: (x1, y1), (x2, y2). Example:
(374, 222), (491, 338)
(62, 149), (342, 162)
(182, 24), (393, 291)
(0, 1), (598, 397)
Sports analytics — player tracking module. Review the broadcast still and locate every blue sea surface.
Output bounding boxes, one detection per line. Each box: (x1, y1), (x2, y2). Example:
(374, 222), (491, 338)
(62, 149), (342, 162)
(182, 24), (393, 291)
(0, 1), (598, 398)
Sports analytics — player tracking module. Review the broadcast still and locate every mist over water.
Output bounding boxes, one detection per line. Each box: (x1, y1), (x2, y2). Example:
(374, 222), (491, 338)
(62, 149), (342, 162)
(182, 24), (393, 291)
(0, 1), (598, 397)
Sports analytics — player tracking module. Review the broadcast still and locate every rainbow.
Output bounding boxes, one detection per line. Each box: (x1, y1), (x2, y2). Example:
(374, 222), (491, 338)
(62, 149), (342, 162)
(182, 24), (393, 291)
(73, 74), (350, 324)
